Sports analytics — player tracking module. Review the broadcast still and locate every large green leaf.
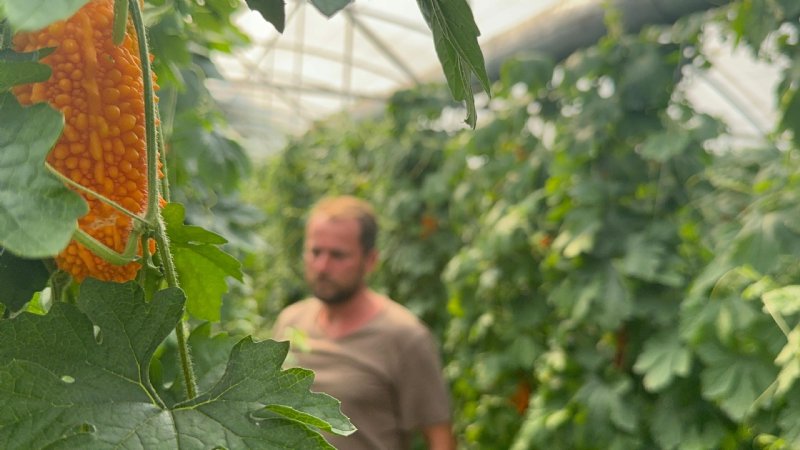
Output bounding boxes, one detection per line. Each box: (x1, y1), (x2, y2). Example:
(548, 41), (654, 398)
(615, 232), (684, 287)
(163, 202), (243, 322)
(0, 249), (49, 313)
(152, 325), (352, 440)
(0, 0), (88, 32)
(697, 343), (777, 421)
(416, 0), (490, 128)
(650, 383), (727, 450)
(547, 264), (632, 331)
(0, 93), (87, 258)
(575, 378), (637, 434)
(730, 211), (800, 273)
(633, 332), (691, 392)
(0, 279), (353, 448)
(0, 280), (184, 448)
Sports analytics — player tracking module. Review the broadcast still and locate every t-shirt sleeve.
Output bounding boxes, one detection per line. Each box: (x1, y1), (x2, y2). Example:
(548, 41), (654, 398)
(396, 327), (452, 430)
(271, 299), (311, 341)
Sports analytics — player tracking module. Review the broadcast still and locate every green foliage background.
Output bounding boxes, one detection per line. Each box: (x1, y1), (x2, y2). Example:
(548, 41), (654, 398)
(243, 2), (800, 449)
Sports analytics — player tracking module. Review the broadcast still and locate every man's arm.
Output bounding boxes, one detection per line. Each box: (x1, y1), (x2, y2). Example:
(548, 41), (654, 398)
(423, 422), (456, 450)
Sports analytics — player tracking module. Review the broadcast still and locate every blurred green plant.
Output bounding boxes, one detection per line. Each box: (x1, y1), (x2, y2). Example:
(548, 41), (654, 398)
(243, 1), (800, 448)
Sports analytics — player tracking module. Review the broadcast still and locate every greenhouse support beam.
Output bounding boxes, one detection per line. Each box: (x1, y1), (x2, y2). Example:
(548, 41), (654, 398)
(482, 0), (733, 81)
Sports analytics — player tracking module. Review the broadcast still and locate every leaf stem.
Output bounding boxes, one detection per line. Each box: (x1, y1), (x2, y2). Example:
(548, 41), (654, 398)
(45, 161), (151, 226)
(762, 294), (792, 338)
(129, 0), (198, 400)
(49, 269), (74, 304)
(128, 1), (160, 226)
(112, 0), (129, 46)
(72, 227), (139, 265)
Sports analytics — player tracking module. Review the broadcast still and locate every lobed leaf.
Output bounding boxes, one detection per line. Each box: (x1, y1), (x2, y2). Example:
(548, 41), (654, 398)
(697, 343), (777, 421)
(0, 279), (352, 449)
(730, 211), (800, 274)
(633, 332), (691, 392)
(163, 202), (243, 322)
(0, 280), (184, 449)
(615, 233), (684, 287)
(650, 385), (728, 450)
(575, 378), (637, 433)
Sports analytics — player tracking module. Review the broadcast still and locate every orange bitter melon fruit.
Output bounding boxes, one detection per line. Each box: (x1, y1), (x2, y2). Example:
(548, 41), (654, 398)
(13, 0), (157, 282)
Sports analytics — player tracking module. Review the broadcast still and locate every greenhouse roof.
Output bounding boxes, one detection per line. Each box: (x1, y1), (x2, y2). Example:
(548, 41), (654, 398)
(208, 0), (781, 157)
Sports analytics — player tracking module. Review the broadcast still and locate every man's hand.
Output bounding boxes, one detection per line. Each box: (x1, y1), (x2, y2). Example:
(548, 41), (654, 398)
(424, 422), (457, 450)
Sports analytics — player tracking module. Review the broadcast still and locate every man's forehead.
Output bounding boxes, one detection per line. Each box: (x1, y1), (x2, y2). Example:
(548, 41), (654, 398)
(307, 216), (360, 238)
(307, 214), (360, 229)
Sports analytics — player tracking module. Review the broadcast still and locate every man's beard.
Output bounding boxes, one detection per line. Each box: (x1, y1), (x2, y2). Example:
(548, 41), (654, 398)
(310, 276), (361, 305)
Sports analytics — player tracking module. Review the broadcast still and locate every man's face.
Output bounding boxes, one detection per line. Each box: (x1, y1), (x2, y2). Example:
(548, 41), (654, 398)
(303, 215), (376, 305)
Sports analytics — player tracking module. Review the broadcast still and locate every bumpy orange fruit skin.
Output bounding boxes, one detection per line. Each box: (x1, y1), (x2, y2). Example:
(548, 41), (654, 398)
(13, 0), (154, 282)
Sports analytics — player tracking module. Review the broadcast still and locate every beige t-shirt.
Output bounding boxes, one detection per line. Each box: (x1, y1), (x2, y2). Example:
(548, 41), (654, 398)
(272, 298), (451, 450)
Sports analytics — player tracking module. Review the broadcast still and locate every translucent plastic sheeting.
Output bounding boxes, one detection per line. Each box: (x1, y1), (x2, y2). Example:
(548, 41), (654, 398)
(208, 1), (780, 158)
(209, 0), (559, 154)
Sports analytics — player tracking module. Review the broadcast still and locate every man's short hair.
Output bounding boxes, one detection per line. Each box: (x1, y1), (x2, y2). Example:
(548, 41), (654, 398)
(308, 195), (378, 252)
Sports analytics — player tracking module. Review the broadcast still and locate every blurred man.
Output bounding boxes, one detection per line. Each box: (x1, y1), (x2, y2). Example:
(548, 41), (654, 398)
(272, 195), (455, 450)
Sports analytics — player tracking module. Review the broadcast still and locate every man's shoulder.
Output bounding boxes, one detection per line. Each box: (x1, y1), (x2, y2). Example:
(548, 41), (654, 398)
(274, 298), (319, 330)
(375, 300), (441, 362)
(281, 297), (318, 314)
(379, 299), (432, 337)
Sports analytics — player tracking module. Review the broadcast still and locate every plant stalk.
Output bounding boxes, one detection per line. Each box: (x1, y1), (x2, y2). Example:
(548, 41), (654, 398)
(129, 0), (198, 400)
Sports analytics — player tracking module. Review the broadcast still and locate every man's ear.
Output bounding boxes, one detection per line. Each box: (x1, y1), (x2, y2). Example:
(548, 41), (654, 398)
(365, 249), (379, 273)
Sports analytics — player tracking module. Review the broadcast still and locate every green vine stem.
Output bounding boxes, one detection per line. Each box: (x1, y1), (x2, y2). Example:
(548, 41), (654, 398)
(73, 226), (140, 265)
(156, 110), (172, 202)
(1, 22), (9, 50)
(112, 0), (129, 46)
(127, 0), (198, 400)
(49, 269), (74, 304)
(45, 161), (151, 225)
